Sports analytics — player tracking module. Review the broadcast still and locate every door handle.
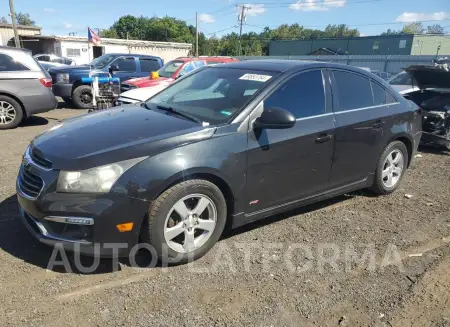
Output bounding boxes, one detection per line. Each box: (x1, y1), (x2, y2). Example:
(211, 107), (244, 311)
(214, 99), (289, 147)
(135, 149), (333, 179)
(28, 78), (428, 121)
(372, 121), (385, 129)
(315, 134), (332, 144)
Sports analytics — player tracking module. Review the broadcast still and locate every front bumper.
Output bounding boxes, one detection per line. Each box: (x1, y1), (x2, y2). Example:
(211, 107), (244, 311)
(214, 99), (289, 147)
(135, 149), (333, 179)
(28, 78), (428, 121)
(17, 180), (150, 257)
(52, 83), (73, 98)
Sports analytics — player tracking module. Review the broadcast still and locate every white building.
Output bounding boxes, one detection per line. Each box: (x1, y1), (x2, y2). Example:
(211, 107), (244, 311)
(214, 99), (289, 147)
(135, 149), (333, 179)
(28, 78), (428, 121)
(20, 35), (192, 64)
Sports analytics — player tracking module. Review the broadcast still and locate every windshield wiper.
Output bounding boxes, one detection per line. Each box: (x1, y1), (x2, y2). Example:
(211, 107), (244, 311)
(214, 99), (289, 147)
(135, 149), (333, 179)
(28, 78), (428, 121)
(156, 105), (202, 124)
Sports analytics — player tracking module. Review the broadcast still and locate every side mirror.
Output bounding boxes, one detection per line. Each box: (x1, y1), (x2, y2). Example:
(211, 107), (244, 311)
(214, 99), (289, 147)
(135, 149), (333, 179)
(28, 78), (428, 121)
(253, 107), (296, 130)
(109, 64), (119, 73)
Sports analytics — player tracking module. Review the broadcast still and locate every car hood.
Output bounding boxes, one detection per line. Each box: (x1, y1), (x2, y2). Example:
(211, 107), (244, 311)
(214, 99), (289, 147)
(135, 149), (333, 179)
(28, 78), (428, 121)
(126, 76), (172, 87)
(31, 106), (214, 171)
(48, 65), (106, 75)
(120, 84), (171, 102)
(405, 65), (450, 90)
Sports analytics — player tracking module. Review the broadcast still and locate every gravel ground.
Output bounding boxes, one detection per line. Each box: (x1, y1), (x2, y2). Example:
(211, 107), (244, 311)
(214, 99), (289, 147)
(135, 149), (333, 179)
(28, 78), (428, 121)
(1, 108), (450, 327)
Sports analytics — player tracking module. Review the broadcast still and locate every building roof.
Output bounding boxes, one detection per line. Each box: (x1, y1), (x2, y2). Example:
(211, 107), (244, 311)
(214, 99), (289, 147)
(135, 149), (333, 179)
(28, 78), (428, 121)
(19, 34), (192, 49)
(0, 23), (41, 31)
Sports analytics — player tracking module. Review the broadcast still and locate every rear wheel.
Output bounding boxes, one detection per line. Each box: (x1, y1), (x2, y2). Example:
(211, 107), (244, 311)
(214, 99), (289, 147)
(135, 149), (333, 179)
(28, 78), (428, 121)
(72, 85), (93, 109)
(370, 141), (408, 195)
(140, 180), (227, 263)
(0, 95), (23, 130)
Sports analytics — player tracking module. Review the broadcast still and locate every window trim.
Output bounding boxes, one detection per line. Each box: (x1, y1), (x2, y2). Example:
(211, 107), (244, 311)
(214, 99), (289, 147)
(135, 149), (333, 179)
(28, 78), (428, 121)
(66, 48), (81, 57)
(257, 68), (329, 121)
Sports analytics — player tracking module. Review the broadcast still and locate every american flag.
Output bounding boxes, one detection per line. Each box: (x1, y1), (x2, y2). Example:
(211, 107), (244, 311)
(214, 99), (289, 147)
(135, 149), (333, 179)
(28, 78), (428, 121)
(88, 27), (101, 46)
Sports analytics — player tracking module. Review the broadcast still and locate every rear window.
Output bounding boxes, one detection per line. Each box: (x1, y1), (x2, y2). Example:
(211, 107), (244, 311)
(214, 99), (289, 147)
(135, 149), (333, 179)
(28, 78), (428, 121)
(333, 70), (373, 111)
(147, 67), (276, 125)
(389, 72), (413, 86)
(139, 58), (161, 72)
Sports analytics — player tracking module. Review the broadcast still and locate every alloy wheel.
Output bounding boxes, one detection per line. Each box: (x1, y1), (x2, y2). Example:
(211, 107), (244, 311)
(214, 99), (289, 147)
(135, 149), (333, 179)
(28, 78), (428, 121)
(0, 101), (16, 125)
(382, 149), (404, 188)
(164, 194), (217, 253)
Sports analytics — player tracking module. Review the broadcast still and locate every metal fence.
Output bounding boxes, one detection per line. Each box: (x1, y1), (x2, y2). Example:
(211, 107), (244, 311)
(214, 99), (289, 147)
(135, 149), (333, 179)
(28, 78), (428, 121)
(236, 55), (440, 74)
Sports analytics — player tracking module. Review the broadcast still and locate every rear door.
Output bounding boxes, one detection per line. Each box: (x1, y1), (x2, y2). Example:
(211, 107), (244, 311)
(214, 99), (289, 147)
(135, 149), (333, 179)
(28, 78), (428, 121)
(246, 69), (336, 211)
(110, 57), (138, 81)
(328, 69), (397, 188)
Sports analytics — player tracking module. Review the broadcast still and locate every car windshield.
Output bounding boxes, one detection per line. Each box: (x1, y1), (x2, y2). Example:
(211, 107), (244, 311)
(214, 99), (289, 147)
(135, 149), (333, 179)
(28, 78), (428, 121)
(157, 60), (185, 78)
(146, 67), (276, 125)
(389, 72), (414, 86)
(90, 54), (117, 69)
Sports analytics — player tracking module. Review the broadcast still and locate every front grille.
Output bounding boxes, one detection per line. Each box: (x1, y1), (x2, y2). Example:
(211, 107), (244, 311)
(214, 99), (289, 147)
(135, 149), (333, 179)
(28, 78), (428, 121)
(30, 147), (52, 169)
(19, 167), (44, 198)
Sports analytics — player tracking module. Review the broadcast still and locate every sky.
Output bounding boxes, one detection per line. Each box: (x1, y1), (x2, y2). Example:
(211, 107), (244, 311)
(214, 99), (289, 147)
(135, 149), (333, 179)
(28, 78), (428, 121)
(1, 0), (449, 37)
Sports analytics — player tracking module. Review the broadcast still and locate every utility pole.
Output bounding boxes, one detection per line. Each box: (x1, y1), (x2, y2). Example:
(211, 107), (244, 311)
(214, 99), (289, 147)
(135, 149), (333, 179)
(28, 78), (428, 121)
(195, 12), (199, 57)
(237, 4), (250, 56)
(9, 0), (20, 48)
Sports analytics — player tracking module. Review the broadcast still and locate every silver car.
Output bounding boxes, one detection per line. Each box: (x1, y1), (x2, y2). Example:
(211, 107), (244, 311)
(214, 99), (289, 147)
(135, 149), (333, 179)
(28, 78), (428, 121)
(0, 46), (57, 129)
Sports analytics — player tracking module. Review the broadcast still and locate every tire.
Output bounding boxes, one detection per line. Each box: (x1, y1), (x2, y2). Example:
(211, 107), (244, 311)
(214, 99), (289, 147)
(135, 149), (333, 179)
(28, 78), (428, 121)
(62, 97), (73, 106)
(0, 95), (23, 130)
(140, 179), (227, 264)
(72, 85), (93, 109)
(370, 140), (409, 195)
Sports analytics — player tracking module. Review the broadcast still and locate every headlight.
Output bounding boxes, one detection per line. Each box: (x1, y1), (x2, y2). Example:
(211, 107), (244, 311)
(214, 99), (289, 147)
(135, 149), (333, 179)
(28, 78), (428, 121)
(56, 157), (146, 193)
(57, 73), (70, 84)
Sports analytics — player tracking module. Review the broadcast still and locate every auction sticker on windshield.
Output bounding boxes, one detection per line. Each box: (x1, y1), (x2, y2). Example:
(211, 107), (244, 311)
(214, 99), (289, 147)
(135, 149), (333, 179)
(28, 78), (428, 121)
(239, 74), (272, 82)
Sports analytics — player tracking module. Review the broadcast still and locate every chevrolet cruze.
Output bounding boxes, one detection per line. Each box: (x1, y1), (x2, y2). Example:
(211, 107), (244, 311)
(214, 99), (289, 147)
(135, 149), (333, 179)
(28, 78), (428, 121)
(17, 60), (422, 262)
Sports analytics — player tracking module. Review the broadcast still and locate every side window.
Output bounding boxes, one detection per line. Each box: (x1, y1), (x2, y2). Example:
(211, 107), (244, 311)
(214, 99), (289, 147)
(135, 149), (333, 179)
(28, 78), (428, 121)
(371, 81), (387, 105)
(139, 58), (161, 72)
(264, 70), (325, 119)
(38, 55), (51, 62)
(333, 71), (373, 111)
(386, 92), (398, 104)
(0, 54), (29, 71)
(115, 58), (136, 72)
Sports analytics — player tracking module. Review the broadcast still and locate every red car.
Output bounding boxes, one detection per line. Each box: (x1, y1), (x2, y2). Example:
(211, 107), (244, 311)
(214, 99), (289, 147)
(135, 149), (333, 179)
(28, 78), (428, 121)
(121, 56), (239, 91)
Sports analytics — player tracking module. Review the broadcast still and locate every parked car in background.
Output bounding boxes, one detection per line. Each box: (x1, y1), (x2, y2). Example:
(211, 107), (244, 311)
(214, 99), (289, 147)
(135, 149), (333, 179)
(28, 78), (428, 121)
(0, 46), (57, 129)
(389, 71), (417, 93)
(38, 61), (69, 71)
(399, 63), (450, 149)
(117, 56), (238, 105)
(371, 70), (392, 81)
(121, 56), (239, 91)
(49, 53), (164, 109)
(34, 54), (75, 65)
(17, 60), (421, 263)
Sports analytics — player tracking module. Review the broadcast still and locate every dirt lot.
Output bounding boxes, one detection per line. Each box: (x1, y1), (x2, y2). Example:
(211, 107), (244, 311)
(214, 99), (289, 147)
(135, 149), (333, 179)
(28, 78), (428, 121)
(0, 108), (449, 327)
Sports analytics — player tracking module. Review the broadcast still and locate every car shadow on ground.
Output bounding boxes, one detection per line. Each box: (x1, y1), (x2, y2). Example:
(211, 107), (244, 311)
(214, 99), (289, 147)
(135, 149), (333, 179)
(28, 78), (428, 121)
(0, 191), (364, 275)
(19, 116), (49, 127)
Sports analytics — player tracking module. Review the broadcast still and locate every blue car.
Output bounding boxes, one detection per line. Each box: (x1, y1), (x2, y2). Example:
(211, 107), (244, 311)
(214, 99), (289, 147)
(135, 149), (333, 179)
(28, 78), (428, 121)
(49, 53), (163, 109)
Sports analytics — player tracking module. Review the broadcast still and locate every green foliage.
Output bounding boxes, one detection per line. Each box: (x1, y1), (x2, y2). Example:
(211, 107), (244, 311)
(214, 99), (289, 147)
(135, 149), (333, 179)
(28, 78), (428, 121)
(427, 24), (444, 35)
(381, 22), (444, 36)
(103, 15), (364, 56)
(15, 12), (35, 26)
(0, 16), (8, 24)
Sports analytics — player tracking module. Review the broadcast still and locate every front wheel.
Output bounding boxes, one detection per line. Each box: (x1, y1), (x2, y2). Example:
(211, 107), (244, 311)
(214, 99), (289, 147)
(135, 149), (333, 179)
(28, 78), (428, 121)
(370, 141), (409, 195)
(140, 180), (227, 263)
(72, 85), (93, 109)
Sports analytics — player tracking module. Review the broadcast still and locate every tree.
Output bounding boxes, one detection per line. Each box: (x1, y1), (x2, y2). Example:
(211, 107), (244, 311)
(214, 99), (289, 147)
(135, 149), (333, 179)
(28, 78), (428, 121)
(401, 22), (424, 34)
(427, 24), (444, 34)
(15, 12), (35, 26)
(380, 28), (401, 36)
(0, 16), (8, 24)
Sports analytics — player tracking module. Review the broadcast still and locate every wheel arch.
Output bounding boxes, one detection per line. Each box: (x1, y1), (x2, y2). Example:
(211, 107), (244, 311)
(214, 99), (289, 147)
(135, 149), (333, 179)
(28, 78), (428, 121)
(390, 133), (414, 167)
(154, 168), (236, 221)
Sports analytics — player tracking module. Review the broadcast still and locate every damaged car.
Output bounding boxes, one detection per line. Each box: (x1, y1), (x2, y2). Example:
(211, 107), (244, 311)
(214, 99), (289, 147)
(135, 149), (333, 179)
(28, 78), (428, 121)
(401, 59), (450, 149)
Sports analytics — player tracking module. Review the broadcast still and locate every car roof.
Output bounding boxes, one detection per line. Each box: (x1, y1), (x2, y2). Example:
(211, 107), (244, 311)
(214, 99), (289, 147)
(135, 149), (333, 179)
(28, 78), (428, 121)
(106, 53), (163, 60)
(217, 59), (374, 75)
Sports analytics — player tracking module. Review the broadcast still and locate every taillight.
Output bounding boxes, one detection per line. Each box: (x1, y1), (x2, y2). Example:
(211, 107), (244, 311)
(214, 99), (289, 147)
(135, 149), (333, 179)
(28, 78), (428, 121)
(40, 78), (52, 88)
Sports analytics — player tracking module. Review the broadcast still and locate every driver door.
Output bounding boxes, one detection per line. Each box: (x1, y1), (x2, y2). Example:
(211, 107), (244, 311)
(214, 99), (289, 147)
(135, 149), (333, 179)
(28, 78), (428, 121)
(245, 70), (336, 212)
